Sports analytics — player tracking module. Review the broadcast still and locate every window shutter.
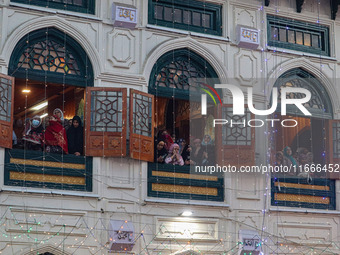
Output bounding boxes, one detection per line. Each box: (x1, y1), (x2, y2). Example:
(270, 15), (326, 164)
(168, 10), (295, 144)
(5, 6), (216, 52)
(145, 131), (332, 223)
(215, 105), (255, 168)
(327, 120), (340, 179)
(85, 87), (127, 157)
(129, 89), (154, 162)
(0, 74), (14, 149)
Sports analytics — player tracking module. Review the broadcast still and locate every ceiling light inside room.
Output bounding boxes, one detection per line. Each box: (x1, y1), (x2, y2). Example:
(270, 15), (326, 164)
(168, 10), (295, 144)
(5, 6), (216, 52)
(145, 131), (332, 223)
(32, 101), (48, 111)
(22, 89), (31, 93)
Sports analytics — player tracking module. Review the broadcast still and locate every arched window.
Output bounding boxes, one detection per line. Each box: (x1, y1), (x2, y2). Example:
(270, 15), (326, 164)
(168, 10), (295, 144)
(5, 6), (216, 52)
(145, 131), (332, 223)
(147, 48), (224, 202)
(272, 68), (336, 210)
(9, 27), (93, 87)
(2, 27), (95, 192)
(274, 68), (332, 119)
(149, 48), (219, 100)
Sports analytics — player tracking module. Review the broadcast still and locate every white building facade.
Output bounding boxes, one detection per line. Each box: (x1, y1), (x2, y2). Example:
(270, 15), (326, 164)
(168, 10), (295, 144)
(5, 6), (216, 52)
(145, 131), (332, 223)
(0, 0), (339, 254)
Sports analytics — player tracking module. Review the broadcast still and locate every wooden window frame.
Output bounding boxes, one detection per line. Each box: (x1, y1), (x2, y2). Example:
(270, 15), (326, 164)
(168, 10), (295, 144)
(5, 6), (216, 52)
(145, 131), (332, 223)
(129, 89), (155, 162)
(215, 105), (255, 168)
(267, 15), (330, 56)
(11, 0), (95, 14)
(326, 120), (340, 179)
(85, 87), (127, 157)
(0, 74), (14, 149)
(148, 0), (222, 36)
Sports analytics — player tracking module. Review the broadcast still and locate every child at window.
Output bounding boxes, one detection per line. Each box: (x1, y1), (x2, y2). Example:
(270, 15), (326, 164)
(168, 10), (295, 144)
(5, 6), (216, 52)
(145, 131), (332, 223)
(45, 115), (68, 154)
(165, 143), (184, 166)
(67, 116), (84, 156)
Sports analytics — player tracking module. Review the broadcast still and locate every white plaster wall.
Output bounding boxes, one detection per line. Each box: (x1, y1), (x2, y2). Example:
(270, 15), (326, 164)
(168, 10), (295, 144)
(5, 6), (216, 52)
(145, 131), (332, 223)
(0, 0), (339, 254)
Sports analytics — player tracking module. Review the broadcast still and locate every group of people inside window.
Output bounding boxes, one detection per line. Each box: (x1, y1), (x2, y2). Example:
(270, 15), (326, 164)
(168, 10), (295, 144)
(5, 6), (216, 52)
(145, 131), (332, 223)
(154, 130), (215, 166)
(12, 108), (84, 156)
(275, 146), (316, 177)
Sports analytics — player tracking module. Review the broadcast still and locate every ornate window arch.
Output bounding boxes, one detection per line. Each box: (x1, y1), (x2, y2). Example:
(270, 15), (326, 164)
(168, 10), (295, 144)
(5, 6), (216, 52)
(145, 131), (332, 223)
(274, 68), (333, 119)
(149, 48), (219, 99)
(9, 27), (94, 87)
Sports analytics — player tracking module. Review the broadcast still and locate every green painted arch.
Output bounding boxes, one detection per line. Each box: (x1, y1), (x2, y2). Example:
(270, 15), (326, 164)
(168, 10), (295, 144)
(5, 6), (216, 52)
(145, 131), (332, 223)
(9, 27), (94, 87)
(273, 68), (333, 119)
(149, 48), (220, 100)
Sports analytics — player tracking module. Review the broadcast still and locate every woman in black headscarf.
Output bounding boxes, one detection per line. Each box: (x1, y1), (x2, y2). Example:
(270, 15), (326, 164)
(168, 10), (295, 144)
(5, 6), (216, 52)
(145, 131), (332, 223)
(67, 116), (84, 156)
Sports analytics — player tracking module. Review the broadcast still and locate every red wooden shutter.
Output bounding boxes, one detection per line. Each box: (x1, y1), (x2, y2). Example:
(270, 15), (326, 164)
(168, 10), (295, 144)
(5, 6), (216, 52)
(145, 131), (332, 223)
(85, 87), (127, 157)
(327, 120), (340, 179)
(129, 89), (154, 162)
(0, 74), (14, 149)
(215, 105), (255, 168)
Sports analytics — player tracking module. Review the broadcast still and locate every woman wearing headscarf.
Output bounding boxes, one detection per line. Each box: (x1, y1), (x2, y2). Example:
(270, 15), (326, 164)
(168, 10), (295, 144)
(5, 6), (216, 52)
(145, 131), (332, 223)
(67, 116), (84, 156)
(191, 138), (203, 165)
(201, 134), (214, 165)
(201, 134), (213, 146)
(45, 115), (68, 154)
(22, 115), (44, 150)
(165, 143), (184, 166)
(53, 108), (70, 130)
(181, 144), (192, 165)
(177, 138), (186, 154)
(283, 147), (297, 166)
(159, 130), (173, 151)
(154, 140), (168, 163)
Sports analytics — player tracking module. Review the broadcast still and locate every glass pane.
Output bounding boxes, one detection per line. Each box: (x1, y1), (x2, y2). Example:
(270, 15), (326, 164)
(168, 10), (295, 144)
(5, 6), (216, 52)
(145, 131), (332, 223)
(333, 122), (340, 158)
(279, 28), (287, 42)
(18, 40), (81, 75)
(133, 94), (152, 137)
(296, 31), (303, 45)
(174, 8), (182, 23)
(90, 91), (123, 132)
(164, 7), (173, 22)
(288, 30), (295, 43)
(73, 0), (83, 6)
(202, 14), (210, 28)
(0, 77), (12, 122)
(222, 108), (251, 146)
(192, 12), (201, 26)
(183, 10), (191, 24)
(271, 27), (278, 41)
(312, 34), (320, 48)
(304, 33), (311, 46)
(154, 5), (163, 20)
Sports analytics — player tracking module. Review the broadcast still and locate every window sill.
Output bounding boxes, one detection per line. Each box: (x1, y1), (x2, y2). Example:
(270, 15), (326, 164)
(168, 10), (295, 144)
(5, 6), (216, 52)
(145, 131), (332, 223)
(145, 198), (230, 208)
(269, 207), (340, 215)
(9, 2), (102, 21)
(1, 186), (99, 198)
(146, 24), (229, 42)
(267, 46), (336, 61)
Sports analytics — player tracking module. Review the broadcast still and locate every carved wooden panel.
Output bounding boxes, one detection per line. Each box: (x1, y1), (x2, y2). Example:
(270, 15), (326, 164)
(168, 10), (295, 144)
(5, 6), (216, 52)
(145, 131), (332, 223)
(129, 89), (154, 162)
(0, 74), (14, 149)
(85, 87), (127, 157)
(327, 120), (340, 179)
(216, 105), (255, 167)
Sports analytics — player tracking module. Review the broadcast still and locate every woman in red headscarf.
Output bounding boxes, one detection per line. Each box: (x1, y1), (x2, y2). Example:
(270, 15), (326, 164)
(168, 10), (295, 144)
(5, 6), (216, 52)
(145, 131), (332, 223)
(44, 115), (68, 154)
